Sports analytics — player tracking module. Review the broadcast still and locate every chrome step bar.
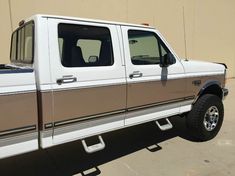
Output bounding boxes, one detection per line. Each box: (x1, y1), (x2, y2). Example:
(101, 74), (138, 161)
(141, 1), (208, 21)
(81, 135), (106, 154)
(155, 118), (173, 131)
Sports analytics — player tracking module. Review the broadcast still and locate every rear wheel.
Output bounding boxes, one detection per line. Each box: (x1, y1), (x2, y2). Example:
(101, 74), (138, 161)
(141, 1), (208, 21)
(186, 94), (224, 141)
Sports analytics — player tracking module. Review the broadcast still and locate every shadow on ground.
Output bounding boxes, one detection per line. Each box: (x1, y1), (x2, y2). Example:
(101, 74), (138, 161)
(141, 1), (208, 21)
(0, 116), (195, 176)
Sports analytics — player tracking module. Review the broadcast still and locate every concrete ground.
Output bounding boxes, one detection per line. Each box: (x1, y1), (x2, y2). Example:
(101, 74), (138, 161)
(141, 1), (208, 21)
(0, 79), (234, 176)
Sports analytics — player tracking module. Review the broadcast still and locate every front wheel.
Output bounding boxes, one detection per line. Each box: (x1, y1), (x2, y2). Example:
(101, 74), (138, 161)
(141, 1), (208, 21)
(186, 94), (224, 141)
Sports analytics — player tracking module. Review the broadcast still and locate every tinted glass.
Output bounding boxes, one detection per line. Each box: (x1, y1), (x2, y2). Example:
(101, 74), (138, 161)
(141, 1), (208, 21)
(58, 24), (114, 67)
(128, 30), (172, 65)
(77, 39), (101, 63)
(10, 22), (34, 64)
(58, 38), (64, 58)
(128, 30), (160, 65)
(23, 24), (33, 62)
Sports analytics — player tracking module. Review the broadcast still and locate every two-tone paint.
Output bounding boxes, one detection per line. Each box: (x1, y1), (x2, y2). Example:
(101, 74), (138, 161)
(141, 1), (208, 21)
(0, 14), (227, 159)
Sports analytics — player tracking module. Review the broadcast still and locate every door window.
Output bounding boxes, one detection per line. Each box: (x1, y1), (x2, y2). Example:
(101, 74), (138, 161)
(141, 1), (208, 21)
(128, 30), (171, 65)
(58, 24), (114, 67)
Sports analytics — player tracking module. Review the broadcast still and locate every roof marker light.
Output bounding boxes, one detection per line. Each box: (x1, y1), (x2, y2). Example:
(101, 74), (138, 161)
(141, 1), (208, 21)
(141, 23), (149, 26)
(19, 20), (25, 26)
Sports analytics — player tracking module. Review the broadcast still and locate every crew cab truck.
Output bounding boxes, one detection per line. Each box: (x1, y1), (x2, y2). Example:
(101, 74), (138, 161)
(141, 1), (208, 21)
(0, 14), (228, 159)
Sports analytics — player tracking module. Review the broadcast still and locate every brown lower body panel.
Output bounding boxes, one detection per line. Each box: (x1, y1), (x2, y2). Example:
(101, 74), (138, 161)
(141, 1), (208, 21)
(185, 75), (225, 97)
(127, 78), (186, 108)
(127, 75), (225, 108)
(39, 74), (225, 129)
(41, 84), (127, 126)
(0, 92), (38, 136)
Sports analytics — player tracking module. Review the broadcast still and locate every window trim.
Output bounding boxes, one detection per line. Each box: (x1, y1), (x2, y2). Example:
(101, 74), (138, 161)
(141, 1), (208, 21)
(127, 29), (175, 66)
(10, 30), (17, 63)
(10, 21), (35, 64)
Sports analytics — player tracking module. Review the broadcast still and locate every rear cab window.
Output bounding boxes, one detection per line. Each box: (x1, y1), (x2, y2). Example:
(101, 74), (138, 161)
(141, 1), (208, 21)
(10, 21), (34, 64)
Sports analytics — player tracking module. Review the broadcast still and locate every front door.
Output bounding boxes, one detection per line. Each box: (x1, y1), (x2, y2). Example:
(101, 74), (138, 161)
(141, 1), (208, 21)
(121, 26), (186, 125)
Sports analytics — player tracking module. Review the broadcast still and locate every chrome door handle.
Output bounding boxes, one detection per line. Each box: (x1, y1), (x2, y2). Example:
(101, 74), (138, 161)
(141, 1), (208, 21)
(129, 71), (143, 79)
(57, 76), (77, 85)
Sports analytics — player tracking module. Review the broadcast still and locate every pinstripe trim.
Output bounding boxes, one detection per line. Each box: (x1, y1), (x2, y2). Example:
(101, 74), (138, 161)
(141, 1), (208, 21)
(38, 73), (224, 93)
(50, 96), (194, 128)
(0, 90), (36, 96)
(127, 96), (194, 111)
(54, 110), (126, 127)
(52, 82), (126, 92)
(0, 125), (36, 138)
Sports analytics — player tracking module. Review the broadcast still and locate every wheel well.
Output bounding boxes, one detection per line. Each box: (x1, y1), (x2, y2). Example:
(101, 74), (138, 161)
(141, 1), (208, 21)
(199, 84), (223, 99)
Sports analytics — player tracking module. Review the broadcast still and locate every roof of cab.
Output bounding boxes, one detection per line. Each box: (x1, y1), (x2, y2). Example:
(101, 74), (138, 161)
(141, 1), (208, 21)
(27, 14), (155, 29)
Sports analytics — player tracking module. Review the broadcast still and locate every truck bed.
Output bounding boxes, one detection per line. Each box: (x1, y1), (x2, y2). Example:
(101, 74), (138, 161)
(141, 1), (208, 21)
(0, 64), (33, 74)
(0, 64), (38, 159)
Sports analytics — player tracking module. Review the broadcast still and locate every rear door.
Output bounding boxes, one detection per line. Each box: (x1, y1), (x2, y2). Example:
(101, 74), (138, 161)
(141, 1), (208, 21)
(121, 26), (186, 125)
(48, 19), (126, 144)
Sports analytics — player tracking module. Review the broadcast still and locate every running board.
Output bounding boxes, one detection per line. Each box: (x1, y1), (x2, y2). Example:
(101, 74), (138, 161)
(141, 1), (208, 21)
(81, 135), (106, 154)
(155, 118), (173, 131)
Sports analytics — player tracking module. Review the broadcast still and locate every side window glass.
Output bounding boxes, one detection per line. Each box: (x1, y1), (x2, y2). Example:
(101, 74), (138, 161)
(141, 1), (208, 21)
(58, 24), (114, 67)
(10, 22), (34, 63)
(24, 24), (33, 62)
(77, 39), (101, 63)
(128, 30), (173, 65)
(17, 29), (22, 61)
(160, 45), (167, 57)
(58, 38), (64, 58)
(128, 30), (160, 65)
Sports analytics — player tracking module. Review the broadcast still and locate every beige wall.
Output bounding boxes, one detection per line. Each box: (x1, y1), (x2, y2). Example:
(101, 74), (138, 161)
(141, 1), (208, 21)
(0, 0), (234, 77)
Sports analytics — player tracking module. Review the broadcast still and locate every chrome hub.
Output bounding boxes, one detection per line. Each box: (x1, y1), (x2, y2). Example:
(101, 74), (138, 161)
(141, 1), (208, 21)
(203, 106), (219, 131)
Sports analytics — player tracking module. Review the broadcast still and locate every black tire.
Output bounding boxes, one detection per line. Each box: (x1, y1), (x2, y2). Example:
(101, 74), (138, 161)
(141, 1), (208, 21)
(186, 94), (224, 141)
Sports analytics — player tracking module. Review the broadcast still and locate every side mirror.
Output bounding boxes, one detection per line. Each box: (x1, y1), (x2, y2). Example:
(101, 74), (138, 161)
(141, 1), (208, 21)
(88, 56), (98, 63)
(160, 53), (175, 67)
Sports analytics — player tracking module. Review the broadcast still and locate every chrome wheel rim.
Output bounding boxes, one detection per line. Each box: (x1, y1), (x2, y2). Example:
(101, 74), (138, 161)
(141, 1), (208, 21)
(203, 106), (219, 131)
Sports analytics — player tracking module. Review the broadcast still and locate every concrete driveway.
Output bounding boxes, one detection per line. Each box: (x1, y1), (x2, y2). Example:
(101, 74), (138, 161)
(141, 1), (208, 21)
(0, 79), (234, 176)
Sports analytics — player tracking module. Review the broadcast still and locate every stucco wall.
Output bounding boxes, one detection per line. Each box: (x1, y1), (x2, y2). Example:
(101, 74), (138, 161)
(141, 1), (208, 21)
(0, 0), (234, 77)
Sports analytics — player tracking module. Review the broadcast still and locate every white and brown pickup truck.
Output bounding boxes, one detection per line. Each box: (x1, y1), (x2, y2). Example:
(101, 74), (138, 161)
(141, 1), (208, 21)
(0, 14), (228, 159)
